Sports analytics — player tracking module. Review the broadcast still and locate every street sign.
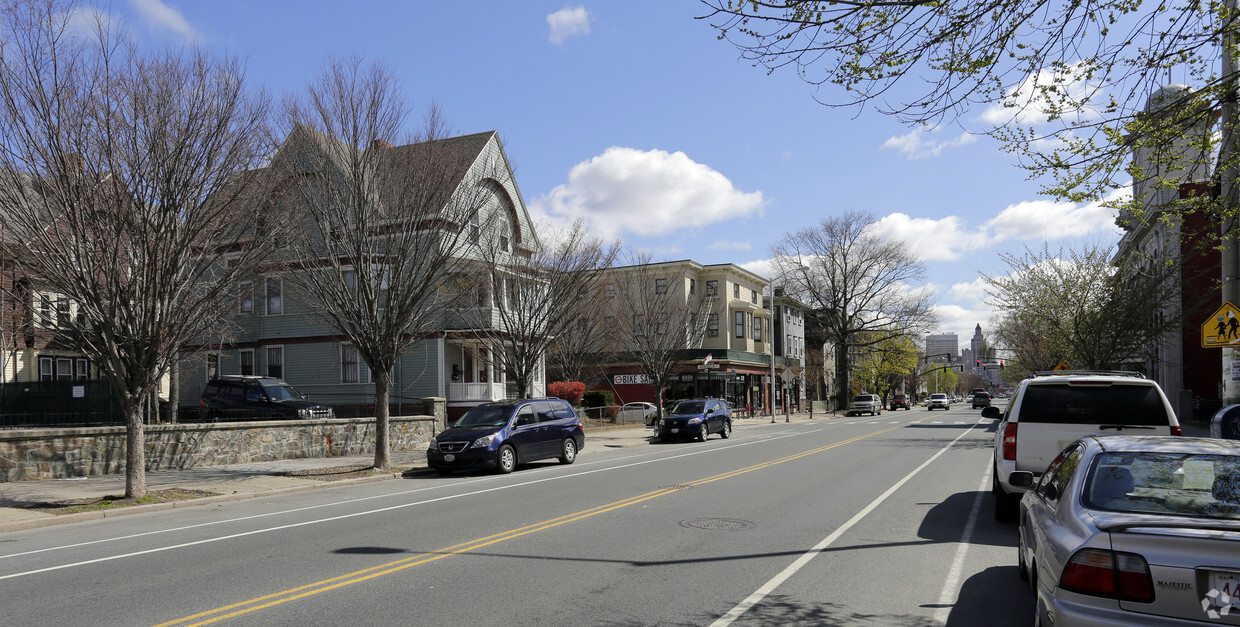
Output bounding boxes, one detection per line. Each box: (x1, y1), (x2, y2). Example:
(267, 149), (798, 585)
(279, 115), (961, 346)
(1052, 361), (1070, 371)
(698, 363), (720, 370)
(1202, 302), (1240, 348)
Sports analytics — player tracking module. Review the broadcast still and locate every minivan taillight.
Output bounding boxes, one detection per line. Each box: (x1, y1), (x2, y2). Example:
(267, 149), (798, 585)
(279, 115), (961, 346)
(1171, 425), (1182, 436)
(1059, 548), (1154, 602)
(1003, 423), (1018, 460)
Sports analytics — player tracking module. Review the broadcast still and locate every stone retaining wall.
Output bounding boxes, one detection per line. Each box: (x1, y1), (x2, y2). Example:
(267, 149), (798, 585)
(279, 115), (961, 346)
(0, 399), (445, 482)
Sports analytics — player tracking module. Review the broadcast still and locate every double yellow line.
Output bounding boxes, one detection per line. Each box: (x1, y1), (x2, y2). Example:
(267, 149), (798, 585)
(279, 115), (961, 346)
(158, 422), (910, 626)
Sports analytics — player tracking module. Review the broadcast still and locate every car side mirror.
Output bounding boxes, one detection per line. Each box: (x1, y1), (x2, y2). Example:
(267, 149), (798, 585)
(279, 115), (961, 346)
(981, 407), (1001, 419)
(1009, 471), (1035, 488)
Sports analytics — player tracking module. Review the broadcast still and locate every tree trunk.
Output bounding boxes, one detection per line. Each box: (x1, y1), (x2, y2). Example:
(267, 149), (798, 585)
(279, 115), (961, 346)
(124, 403), (147, 499)
(834, 341), (851, 411)
(169, 360), (180, 424)
(373, 371), (391, 470)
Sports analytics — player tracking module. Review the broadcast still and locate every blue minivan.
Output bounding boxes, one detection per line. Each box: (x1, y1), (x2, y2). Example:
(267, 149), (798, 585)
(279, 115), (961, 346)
(427, 398), (586, 474)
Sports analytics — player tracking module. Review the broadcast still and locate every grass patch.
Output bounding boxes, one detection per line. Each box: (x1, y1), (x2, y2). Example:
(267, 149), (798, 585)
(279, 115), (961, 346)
(28, 488), (221, 515)
(282, 464), (414, 481)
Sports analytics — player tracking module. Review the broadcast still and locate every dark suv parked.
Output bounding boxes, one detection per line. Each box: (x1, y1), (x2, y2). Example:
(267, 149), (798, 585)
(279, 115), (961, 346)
(657, 398), (732, 441)
(200, 375), (335, 420)
(427, 398), (586, 474)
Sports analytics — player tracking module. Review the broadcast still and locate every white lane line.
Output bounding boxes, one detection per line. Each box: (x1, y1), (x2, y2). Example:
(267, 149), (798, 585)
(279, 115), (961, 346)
(932, 464), (991, 624)
(709, 423), (981, 627)
(0, 429), (820, 579)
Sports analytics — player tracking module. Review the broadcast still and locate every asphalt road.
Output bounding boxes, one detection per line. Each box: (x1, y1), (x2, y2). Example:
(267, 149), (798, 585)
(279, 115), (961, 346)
(0, 403), (1033, 626)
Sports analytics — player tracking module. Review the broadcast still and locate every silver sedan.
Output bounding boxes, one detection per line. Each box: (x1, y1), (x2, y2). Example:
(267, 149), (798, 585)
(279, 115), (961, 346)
(1012, 435), (1240, 626)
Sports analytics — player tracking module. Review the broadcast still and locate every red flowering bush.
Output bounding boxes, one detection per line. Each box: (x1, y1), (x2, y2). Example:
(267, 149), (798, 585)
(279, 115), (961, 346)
(547, 381), (586, 406)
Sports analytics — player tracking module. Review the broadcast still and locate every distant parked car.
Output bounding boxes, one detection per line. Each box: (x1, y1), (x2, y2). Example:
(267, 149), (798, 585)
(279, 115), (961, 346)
(427, 398), (585, 474)
(658, 398), (732, 442)
(200, 375), (334, 420)
(615, 402), (659, 426)
(889, 394), (911, 411)
(1013, 435), (1240, 626)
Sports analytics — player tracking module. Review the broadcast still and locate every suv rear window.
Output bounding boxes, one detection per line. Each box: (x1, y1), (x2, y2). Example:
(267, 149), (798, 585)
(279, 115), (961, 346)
(1018, 384), (1167, 425)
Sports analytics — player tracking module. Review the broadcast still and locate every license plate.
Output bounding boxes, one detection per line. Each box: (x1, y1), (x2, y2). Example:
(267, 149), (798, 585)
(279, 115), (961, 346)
(1209, 572), (1240, 609)
(443, 454), (455, 462)
(670, 428), (679, 433)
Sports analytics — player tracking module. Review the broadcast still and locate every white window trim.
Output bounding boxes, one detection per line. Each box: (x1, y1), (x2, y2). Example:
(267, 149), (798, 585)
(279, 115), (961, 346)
(265, 345), (285, 378)
(340, 342), (373, 384)
(239, 349), (255, 376)
(266, 277), (283, 316)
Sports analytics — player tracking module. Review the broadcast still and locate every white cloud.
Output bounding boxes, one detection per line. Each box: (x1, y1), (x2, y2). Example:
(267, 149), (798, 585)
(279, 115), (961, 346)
(979, 63), (1104, 127)
(129, 0), (203, 43)
(547, 6), (590, 45)
(985, 188), (1125, 242)
(947, 277), (991, 304)
(880, 127), (977, 159)
(868, 213), (991, 262)
(530, 147), (766, 241)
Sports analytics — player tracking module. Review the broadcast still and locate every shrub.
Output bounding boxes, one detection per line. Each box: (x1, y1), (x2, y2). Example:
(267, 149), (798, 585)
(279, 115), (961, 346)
(582, 389), (614, 409)
(547, 381), (586, 406)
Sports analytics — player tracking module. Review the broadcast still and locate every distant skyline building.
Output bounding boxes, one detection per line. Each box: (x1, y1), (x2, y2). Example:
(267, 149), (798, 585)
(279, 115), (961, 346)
(925, 334), (959, 361)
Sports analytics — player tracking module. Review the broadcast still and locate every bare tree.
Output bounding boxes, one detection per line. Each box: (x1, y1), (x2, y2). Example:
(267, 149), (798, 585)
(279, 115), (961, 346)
(700, 1), (1238, 224)
(983, 242), (1181, 371)
(467, 218), (619, 398)
(771, 211), (937, 411)
(0, 1), (271, 497)
(606, 256), (715, 419)
(269, 57), (499, 470)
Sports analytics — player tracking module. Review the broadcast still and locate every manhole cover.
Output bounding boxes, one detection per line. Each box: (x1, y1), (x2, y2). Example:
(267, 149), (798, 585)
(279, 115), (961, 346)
(678, 518), (755, 531)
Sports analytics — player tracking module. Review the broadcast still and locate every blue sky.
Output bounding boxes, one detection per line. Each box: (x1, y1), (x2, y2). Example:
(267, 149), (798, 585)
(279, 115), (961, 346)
(110, 0), (1125, 347)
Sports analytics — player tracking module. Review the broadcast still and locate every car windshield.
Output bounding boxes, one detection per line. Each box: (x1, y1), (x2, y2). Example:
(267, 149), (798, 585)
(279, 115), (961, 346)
(851, 396), (871, 402)
(672, 401), (705, 415)
(931, 394), (946, 399)
(1082, 452), (1240, 520)
(455, 405), (512, 427)
(263, 385), (305, 401)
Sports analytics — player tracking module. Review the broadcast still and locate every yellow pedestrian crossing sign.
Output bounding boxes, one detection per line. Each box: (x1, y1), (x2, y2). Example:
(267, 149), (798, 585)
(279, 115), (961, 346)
(1202, 302), (1240, 348)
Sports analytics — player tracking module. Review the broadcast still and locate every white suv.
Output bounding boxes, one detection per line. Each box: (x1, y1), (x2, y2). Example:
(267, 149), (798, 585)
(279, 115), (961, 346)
(988, 371), (1181, 520)
(848, 394), (882, 416)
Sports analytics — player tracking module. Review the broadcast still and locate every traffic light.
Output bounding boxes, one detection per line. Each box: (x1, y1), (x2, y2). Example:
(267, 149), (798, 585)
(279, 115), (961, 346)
(975, 359), (981, 368)
(999, 360), (1005, 370)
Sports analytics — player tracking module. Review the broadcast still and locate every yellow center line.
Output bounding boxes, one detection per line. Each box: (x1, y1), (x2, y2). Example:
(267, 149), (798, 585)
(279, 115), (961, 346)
(157, 419), (927, 626)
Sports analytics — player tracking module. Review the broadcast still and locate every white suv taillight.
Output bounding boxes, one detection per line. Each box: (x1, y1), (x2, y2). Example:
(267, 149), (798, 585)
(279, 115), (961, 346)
(1002, 423), (1018, 460)
(1059, 548), (1154, 602)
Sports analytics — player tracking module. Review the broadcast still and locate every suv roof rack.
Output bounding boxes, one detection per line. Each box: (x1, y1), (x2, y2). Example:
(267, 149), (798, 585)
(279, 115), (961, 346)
(1029, 370), (1146, 379)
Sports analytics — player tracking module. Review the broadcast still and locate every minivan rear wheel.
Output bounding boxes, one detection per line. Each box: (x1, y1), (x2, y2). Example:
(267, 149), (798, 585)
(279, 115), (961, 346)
(496, 445), (516, 474)
(558, 439), (577, 464)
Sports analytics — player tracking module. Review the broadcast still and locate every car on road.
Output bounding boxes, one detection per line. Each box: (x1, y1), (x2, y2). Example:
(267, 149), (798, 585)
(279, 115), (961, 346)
(972, 392), (992, 409)
(615, 402), (659, 427)
(926, 393), (951, 410)
(988, 370), (1181, 520)
(199, 375), (335, 420)
(848, 393), (883, 416)
(889, 394), (911, 411)
(1012, 435), (1240, 626)
(658, 398), (732, 441)
(427, 398), (585, 474)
